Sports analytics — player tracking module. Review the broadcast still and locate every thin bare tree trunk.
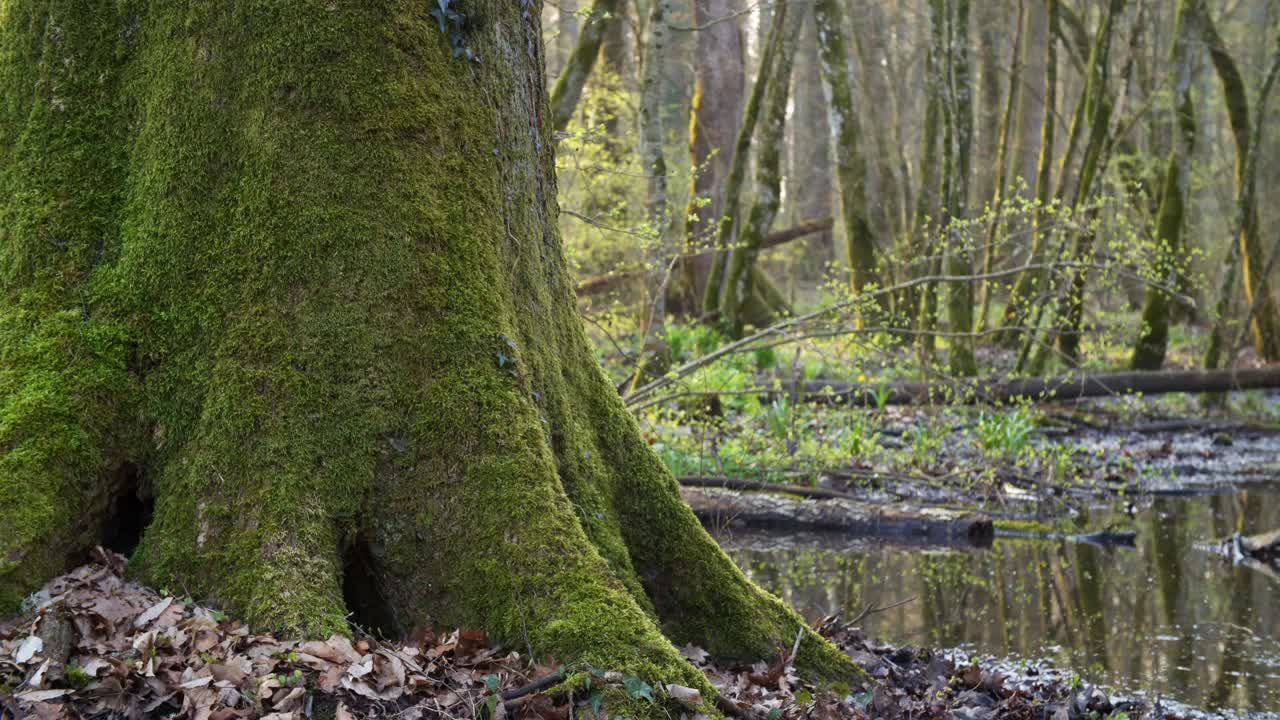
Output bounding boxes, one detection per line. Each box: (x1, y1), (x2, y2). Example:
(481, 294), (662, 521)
(633, 0), (675, 383)
(788, 6), (835, 279)
(681, 0), (746, 312)
(722, 10), (803, 336)
(1132, 0), (1198, 370)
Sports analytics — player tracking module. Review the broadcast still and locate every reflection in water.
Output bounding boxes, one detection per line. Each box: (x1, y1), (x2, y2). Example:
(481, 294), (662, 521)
(723, 488), (1280, 715)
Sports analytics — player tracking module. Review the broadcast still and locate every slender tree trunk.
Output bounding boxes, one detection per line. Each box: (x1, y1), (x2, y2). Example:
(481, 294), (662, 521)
(633, 0), (675, 382)
(722, 11), (803, 336)
(703, 6), (787, 318)
(1012, 0), (1048, 194)
(942, 0), (977, 376)
(911, 0), (947, 359)
(1056, 0), (1126, 363)
(1132, 0), (1198, 369)
(853, 3), (905, 249)
(814, 0), (888, 325)
(550, 0), (624, 132)
(976, 0), (1025, 332)
(1002, 0), (1058, 348)
(682, 0), (746, 312)
(0, 0), (859, 700)
(787, 7), (835, 279)
(1200, 7), (1280, 363)
(554, 0), (581, 78)
(974, 0), (1007, 209)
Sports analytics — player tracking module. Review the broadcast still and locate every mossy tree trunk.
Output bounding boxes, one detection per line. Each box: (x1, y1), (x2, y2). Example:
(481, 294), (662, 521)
(549, 0), (624, 132)
(941, 0), (977, 377)
(1054, 0), (1126, 363)
(720, 8), (802, 337)
(702, 4), (784, 320)
(1200, 7), (1280, 364)
(909, 0), (946, 358)
(975, 0), (1024, 332)
(1132, 0), (1197, 370)
(814, 0), (888, 326)
(0, 0), (857, 704)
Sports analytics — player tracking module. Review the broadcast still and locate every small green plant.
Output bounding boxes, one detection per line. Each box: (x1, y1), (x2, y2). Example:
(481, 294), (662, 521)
(975, 406), (1036, 460)
(765, 399), (790, 441)
(66, 666), (92, 690)
(840, 412), (878, 458)
(909, 422), (944, 467)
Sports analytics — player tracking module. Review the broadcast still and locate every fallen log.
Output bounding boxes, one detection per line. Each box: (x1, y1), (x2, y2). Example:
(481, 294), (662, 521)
(574, 217), (834, 297)
(745, 366), (1280, 407)
(1222, 528), (1280, 565)
(678, 476), (865, 501)
(680, 486), (993, 546)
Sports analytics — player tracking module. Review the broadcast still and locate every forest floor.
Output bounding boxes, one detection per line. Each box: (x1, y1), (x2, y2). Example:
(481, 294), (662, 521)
(0, 551), (1186, 720)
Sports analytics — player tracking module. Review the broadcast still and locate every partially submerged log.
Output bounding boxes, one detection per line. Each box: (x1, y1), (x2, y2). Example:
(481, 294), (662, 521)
(1221, 528), (1280, 566)
(763, 366), (1280, 406)
(681, 486), (993, 546)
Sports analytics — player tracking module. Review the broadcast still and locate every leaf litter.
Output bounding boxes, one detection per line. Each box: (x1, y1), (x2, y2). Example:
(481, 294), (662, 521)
(1, 550), (1187, 719)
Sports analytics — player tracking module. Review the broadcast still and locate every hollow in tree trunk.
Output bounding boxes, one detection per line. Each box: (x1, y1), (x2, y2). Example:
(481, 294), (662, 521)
(0, 1), (858, 707)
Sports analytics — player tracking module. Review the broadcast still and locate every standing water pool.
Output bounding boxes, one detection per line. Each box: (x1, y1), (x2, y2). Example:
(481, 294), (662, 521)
(723, 487), (1280, 716)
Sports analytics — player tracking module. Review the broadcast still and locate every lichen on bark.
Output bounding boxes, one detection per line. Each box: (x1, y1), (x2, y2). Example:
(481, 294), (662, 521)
(0, 0), (862, 711)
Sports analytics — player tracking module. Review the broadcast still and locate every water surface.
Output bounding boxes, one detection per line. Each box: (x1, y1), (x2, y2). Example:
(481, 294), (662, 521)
(723, 487), (1280, 716)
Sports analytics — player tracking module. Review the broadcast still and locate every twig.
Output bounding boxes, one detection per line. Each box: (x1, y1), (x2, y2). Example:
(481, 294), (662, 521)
(499, 667), (569, 702)
(850, 595), (917, 625)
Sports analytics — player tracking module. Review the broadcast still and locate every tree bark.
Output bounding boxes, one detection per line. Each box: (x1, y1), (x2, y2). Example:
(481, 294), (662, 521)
(0, 0), (857, 699)
(814, 0), (888, 325)
(942, 0), (978, 377)
(721, 10), (802, 337)
(549, 0), (625, 132)
(554, 0), (581, 78)
(1132, 0), (1197, 370)
(633, 0), (675, 382)
(909, 1), (947, 355)
(682, 0), (746, 312)
(787, 7), (836, 277)
(1200, 7), (1280, 363)
(1002, 0), (1058, 349)
(1055, 0), (1127, 363)
(976, 0), (1025, 332)
(703, 5), (786, 318)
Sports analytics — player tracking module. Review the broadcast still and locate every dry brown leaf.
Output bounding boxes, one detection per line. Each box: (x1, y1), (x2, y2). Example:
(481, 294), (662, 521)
(133, 597), (174, 629)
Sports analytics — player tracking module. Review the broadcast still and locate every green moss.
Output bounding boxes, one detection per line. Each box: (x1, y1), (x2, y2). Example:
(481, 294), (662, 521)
(0, 2), (143, 611)
(1, 1), (864, 708)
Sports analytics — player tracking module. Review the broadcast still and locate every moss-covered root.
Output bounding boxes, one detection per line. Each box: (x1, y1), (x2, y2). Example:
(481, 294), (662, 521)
(0, 1), (141, 613)
(588, 383), (862, 682)
(0, 305), (140, 613)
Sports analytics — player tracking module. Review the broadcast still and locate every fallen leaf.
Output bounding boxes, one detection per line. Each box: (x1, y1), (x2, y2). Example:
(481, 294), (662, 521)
(664, 683), (703, 707)
(16, 689), (69, 702)
(679, 644), (710, 665)
(15, 635), (43, 663)
(133, 597), (174, 628)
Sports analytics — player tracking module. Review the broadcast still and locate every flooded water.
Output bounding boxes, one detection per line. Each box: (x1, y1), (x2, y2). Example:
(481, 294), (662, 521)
(723, 486), (1280, 717)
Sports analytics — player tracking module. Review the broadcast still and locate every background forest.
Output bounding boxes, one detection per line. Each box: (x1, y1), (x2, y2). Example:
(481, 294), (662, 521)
(539, 0), (1280, 713)
(547, 0), (1280, 381)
